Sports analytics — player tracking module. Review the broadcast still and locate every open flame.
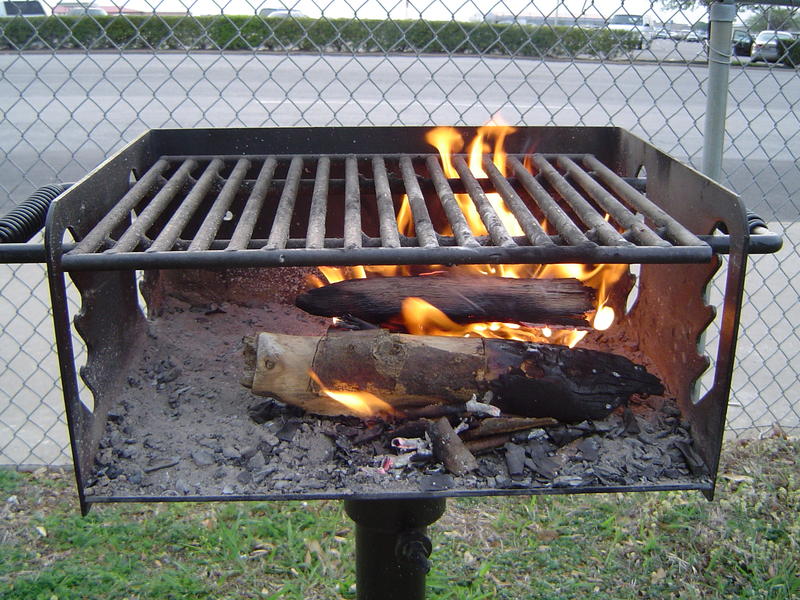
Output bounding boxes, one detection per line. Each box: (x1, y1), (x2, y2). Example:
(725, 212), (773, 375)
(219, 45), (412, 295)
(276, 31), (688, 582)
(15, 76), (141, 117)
(308, 369), (396, 418)
(311, 123), (628, 353)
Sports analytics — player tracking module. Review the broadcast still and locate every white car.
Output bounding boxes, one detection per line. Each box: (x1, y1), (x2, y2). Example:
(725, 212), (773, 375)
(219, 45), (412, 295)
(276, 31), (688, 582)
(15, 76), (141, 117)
(608, 14), (653, 50)
(259, 8), (307, 18)
(66, 6), (108, 15)
(751, 30), (798, 65)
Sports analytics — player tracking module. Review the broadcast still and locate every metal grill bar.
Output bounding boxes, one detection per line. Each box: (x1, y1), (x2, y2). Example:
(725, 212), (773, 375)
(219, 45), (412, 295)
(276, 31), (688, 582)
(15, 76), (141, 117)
(148, 158), (224, 253)
(531, 154), (632, 247)
(371, 156), (401, 248)
(67, 233), (733, 251)
(306, 157), (330, 249)
(399, 156), (438, 248)
(62, 150), (718, 269)
(60, 245), (713, 271)
(189, 158), (250, 252)
(481, 157), (553, 247)
(265, 156), (303, 250)
(344, 156), (362, 249)
(69, 159), (170, 255)
(227, 157), (277, 251)
(507, 157), (593, 247)
(452, 156), (516, 248)
(582, 155), (707, 247)
(557, 156), (670, 248)
(110, 159), (198, 253)
(425, 156), (479, 248)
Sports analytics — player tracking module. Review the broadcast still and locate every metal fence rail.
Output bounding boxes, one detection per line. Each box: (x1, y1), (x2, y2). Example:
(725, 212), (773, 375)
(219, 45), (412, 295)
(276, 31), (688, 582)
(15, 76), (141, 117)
(1, 0), (798, 465)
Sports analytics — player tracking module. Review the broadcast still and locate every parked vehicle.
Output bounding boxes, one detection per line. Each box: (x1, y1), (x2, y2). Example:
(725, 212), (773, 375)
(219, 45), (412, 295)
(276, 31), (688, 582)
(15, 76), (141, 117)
(66, 5), (107, 15)
(668, 28), (691, 40)
(653, 26), (671, 39)
(608, 14), (652, 49)
(732, 29), (754, 57)
(751, 30), (799, 65)
(0, 0), (45, 16)
(683, 30), (702, 42)
(259, 8), (306, 18)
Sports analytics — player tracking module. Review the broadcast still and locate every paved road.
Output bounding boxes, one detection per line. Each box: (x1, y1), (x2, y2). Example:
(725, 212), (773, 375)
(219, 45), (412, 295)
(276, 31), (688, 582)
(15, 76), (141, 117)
(0, 51), (797, 219)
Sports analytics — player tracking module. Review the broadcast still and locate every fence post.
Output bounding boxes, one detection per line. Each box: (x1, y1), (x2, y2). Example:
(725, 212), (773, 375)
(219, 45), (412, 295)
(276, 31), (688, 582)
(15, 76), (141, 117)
(702, 0), (737, 182)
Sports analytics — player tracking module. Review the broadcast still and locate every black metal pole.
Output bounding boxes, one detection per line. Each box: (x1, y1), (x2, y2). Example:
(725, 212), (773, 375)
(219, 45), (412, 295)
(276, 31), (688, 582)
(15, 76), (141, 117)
(344, 498), (447, 600)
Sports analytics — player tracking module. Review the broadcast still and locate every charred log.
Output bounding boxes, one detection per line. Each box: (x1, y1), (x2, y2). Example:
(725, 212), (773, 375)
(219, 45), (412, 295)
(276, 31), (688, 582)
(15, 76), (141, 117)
(487, 341), (664, 422)
(242, 330), (663, 422)
(296, 276), (595, 327)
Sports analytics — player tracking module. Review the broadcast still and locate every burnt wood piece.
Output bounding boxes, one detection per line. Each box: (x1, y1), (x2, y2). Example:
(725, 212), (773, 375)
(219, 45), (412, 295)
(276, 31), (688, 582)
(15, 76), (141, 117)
(487, 341), (664, 422)
(460, 417), (559, 441)
(295, 276), (595, 327)
(427, 417), (478, 476)
(242, 330), (663, 422)
(463, 434), (512, 453)
(400, 404), (471, 419)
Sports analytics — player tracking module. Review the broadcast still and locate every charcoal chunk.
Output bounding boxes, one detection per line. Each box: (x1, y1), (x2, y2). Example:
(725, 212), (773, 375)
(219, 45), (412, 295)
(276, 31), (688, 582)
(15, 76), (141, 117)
(248, 400), (283, 424)
(548, 426), (585, 446)
(673, 440), (707, 476)
(525, 456), (559, 479)
(192, 450), (216, 467)
(240, 446), (259, 460)
(623, 407), (640, 434)
(553, 475), (584, 487)
(126, 466), (144, 486)
(420, 473), (454, 492)
(276, 419), (301, 443)
(504, 443), (527, 478)
(576, 438), (600, 462)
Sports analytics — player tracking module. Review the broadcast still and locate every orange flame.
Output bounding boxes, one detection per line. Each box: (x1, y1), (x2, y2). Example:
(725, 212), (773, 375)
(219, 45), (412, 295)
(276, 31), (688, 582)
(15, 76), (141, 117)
(425, 123), (521, 238)
(311, 123), (629, 349)
(308, 369), (395, 418)
(400, 296), (574, 344)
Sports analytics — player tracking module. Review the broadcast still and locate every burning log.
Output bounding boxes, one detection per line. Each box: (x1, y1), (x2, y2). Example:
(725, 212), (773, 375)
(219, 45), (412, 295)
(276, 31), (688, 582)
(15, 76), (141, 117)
(296, 276), (595, 327)
(242, 330), (663, 422)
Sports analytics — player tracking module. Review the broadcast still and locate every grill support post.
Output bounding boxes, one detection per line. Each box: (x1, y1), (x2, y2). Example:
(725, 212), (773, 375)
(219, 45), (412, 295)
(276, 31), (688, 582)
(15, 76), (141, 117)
(702, 0), (736, 182)
(344, 498), (447, 600)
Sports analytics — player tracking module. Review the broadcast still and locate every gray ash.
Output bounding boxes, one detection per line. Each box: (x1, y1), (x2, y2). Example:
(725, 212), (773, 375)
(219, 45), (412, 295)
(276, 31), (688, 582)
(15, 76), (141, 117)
(84, 302), (709, 500)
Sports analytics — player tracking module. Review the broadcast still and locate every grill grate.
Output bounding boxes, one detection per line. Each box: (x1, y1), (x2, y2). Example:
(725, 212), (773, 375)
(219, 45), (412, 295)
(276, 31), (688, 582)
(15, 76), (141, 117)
(63, 152), (711, 271)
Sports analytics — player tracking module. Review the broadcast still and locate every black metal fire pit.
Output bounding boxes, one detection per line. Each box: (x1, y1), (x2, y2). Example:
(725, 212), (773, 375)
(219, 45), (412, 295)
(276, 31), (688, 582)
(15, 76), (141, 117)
(40, 126), (780, 599)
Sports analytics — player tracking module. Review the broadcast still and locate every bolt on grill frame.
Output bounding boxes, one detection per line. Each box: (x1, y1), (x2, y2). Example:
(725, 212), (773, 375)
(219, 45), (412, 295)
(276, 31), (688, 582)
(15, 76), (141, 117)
(44, 126), (749, 514)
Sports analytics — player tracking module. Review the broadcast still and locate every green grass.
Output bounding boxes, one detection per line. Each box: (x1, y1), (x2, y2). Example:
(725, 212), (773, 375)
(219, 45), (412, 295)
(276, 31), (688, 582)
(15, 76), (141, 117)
(1, 438), (798, 599)
(0, 469), (22, 495)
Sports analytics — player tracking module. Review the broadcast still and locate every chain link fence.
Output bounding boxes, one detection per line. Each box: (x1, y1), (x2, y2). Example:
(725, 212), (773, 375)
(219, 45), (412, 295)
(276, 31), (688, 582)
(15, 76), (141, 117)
(1, 0), (798, 466)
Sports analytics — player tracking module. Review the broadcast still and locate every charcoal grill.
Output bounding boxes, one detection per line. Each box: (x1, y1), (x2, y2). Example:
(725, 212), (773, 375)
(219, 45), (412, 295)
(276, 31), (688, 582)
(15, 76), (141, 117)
(40, 126), (781, 599)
